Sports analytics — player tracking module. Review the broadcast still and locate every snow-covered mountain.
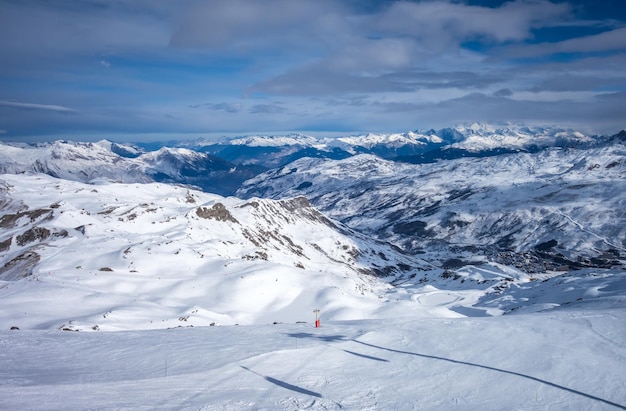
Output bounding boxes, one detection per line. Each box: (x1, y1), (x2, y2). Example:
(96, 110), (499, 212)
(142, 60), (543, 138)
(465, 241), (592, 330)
(0, 140), (151, 183)
(1, 126), (625, 410)
(1, 125), (625, 331)
(0, 173), (428, 330)
(186, 124), (597, 168)
(0, 124), (607, 196)
(237, 136), (626, 272)
(0, 140), (264, 196)
(2, 169), (625, 332)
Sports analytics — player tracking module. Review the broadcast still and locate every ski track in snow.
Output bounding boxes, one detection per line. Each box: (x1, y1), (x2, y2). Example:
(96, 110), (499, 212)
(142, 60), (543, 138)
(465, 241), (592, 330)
(0, 311), (625, 410)
(556, 210), (626, 252)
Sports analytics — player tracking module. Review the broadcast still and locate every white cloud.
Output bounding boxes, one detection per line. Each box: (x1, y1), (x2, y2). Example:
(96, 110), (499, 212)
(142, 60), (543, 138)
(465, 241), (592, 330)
(1, 0), (624, 138)
(502, 27), (626, 58)
(373, 0), (571, 51)
(248, 0), (577, 98)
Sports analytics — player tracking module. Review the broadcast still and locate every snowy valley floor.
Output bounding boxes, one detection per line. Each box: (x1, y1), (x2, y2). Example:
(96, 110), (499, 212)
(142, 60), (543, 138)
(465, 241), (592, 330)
(1, 308), (625, 410)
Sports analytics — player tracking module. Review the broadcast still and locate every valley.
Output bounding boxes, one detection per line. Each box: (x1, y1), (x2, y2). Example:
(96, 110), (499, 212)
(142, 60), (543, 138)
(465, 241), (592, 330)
(0, 124), (625, 409)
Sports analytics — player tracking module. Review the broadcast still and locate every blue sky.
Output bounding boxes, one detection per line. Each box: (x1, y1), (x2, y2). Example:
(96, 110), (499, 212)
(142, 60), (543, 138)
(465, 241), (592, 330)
(1, 0), (625, 141)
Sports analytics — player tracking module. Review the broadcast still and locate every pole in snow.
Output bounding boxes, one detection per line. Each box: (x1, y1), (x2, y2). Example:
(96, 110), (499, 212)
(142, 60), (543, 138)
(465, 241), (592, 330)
(313, 309), (320, 328)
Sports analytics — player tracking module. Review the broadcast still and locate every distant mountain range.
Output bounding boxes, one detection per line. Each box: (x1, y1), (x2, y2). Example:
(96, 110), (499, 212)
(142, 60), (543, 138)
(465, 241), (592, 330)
(237, 130), (626, 271)
(1, 123), (625, 329)
(0, 140), (264, 196)
(1, 124), (624, 270)
(2, 124), (618, 195)
(181, 123), (602, 168)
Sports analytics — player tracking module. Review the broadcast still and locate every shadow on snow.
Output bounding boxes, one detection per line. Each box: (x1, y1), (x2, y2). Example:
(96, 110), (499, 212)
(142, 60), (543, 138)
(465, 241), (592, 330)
(240, 365), (322, 399)
(287, 332), (626, 410)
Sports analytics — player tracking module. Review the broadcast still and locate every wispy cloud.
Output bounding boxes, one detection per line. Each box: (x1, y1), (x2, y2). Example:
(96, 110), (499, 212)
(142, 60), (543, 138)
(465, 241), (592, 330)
(169, 0), (347, 51)
(0, 100), (76, 113)
(0, 0), (169, 55)
(249, 104), (286, 114)
(501, 27), (626, 58)
(189, 103), (242, 113)
(0, 0), (624, 139)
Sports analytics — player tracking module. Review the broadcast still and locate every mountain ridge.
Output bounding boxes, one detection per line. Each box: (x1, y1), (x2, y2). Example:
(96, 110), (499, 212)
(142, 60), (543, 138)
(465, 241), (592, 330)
(236, 139), (626, 272)
(1, 124), (625, 331)
(0, 139), (266, 196)
(181, 123), (604, 168)
(0, 173), (428, 329)
(1, 124), (617, 197)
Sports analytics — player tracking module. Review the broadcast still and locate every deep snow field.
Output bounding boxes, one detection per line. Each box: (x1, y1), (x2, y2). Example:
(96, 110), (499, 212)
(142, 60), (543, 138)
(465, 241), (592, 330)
(0, 173), (625, 409)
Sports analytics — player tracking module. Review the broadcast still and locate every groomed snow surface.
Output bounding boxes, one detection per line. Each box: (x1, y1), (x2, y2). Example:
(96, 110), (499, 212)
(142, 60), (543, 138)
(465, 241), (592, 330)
(1, 310), (625, 410)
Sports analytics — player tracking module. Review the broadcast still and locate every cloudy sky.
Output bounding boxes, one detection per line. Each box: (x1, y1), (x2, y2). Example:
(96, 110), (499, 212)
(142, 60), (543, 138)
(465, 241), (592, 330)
(1, 0), (625, 141)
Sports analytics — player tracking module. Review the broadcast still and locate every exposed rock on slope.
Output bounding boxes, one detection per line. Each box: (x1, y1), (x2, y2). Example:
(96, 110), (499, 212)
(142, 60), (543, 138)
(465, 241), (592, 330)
(0, 173), (426, 329)
(237, 140), (626, 270)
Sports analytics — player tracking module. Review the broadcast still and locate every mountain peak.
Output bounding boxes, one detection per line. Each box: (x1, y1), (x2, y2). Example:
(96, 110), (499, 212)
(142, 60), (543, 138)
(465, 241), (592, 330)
(229, 133), (317, 147)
